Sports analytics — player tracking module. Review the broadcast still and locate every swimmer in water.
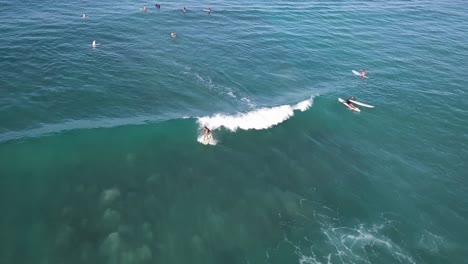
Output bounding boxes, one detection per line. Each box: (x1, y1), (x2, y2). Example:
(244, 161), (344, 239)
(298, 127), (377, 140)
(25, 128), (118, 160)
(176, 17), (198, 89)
(182, 7), (187, 13)
(361, 69), (367, 78)
(170, 32), (176, 38)
(143, 5), (148, 12)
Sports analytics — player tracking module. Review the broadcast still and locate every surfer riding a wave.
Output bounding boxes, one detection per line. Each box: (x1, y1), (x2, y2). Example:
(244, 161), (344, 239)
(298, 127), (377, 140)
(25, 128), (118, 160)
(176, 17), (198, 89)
(203, 126), (211, 141)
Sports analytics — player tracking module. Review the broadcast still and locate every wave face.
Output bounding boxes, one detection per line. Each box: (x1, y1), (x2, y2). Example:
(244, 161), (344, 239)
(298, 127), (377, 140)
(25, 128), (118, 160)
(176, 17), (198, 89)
(197, 98), (313, 132)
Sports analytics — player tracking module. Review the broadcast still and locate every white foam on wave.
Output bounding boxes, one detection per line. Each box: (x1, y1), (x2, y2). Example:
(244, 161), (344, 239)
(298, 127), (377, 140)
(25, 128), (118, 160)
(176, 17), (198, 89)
(318, 220), (417, 264)
(241, 97), (256, 108)
(197, 97), (314, 132)
(293, 99), (313, 111)
(196, 134), (217, 146)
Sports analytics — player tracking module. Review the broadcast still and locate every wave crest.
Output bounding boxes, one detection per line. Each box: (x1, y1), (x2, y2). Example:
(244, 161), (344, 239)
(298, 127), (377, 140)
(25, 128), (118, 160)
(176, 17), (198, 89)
(197, 97), (313, 132)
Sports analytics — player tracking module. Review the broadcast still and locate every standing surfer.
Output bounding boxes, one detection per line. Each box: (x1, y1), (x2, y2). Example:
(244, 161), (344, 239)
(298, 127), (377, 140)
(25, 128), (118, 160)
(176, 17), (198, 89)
(203, 127), (211, 139)
(203, 126), (212, 144)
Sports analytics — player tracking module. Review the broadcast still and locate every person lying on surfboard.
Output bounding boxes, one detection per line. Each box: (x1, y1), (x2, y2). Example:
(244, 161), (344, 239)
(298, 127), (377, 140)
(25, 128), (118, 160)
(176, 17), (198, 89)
(346, 96), (356, 108)
(361, 69), (367, 78)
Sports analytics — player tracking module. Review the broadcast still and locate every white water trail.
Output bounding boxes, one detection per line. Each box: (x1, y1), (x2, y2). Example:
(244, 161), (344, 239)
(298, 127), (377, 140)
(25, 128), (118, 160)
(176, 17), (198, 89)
(196, 134), (217, 146)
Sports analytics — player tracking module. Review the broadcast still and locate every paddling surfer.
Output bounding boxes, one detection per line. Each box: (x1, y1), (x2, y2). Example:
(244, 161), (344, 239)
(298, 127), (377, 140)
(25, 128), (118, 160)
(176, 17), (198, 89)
(361, 69), (367, 78)
(346, 96), (356, 108)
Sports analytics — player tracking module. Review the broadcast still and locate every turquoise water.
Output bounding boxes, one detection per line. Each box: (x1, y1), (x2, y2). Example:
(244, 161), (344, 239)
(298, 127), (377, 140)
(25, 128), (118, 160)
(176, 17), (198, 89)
(1, 0), (467, 263)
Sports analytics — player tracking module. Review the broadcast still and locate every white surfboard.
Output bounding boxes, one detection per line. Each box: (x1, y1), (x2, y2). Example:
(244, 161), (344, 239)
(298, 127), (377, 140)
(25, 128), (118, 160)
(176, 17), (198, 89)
(352, 70), (367, 78)
(92, 40), (99, 48)
(338, 98), (360, 112)
(349, 99), (374, 108)
(203, 9), (212, 12)
(203, 134), (213, 145)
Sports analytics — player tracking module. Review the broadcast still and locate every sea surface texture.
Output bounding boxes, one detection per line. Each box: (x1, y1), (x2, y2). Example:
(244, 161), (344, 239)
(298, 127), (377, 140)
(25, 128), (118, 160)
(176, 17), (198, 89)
(1, 0), (467, 263)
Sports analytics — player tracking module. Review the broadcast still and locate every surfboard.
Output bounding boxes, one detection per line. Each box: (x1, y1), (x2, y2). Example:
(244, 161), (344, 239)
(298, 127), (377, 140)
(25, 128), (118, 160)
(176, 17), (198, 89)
(352, 70), (367, 78)
(338, 98), (360, 112)
(349, 99), (374, 108)
(203, 134), (213, 145)
(203, 9), (212, 12)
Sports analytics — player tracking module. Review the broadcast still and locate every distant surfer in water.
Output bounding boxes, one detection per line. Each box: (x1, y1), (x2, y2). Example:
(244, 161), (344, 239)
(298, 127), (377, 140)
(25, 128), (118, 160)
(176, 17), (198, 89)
(92, 40), (96, 48)
(346, 96), (356, 108)
(155, 3), (160, 8)
(361, 69), (367, 78)
(170, 32), (176, 38)
(207, 8), (212, 13)
(182, 7), (187, 13)
(82, 13), (87, 19)
(143, 5), (148, 12)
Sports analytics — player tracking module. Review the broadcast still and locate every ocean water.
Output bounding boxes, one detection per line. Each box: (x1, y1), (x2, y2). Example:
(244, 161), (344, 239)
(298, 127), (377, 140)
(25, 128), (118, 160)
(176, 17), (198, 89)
(1, 0), (467, 263)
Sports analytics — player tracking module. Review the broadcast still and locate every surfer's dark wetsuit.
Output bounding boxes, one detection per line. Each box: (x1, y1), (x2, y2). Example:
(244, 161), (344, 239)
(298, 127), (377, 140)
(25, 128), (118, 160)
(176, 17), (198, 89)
(346, 97), (355, 106)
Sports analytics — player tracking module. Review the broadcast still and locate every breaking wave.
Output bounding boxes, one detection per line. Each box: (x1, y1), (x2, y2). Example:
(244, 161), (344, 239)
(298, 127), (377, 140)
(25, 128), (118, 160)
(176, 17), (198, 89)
(197, 97), (314, 132)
